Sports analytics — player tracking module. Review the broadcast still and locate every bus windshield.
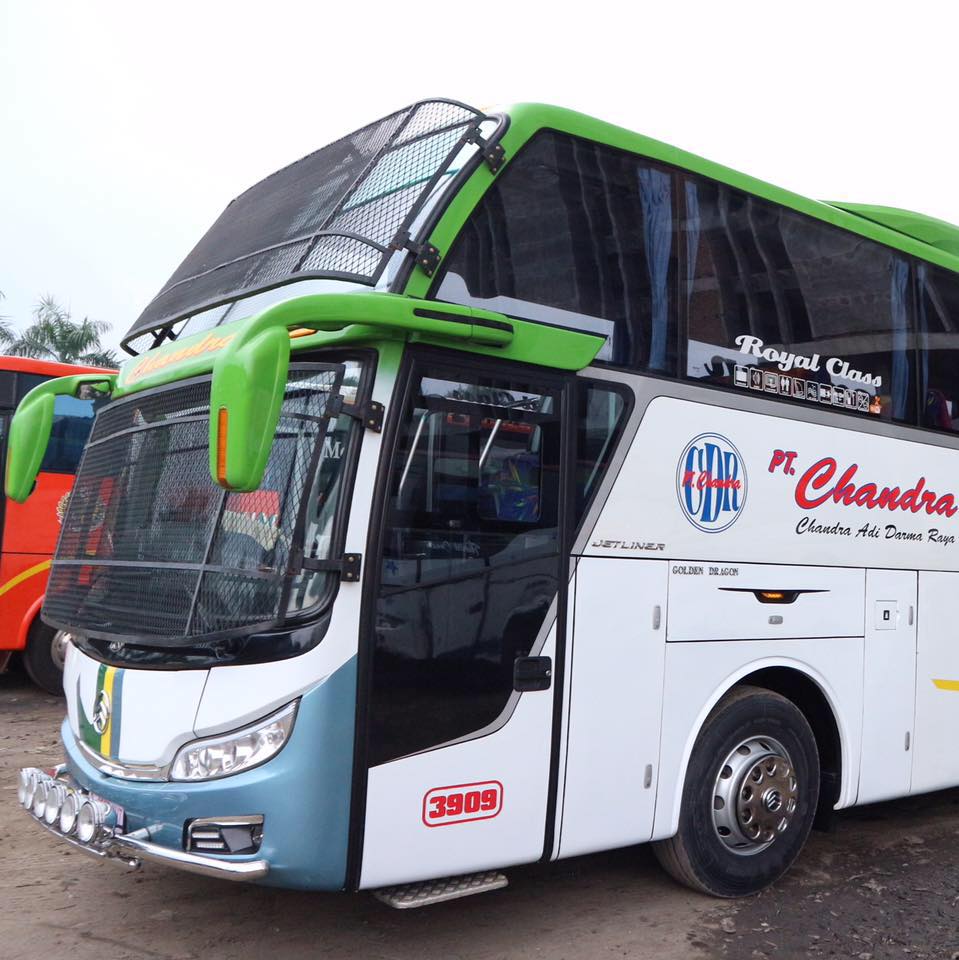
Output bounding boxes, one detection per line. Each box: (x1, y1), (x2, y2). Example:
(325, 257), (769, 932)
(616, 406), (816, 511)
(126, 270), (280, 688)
(42, 359), (364, 649)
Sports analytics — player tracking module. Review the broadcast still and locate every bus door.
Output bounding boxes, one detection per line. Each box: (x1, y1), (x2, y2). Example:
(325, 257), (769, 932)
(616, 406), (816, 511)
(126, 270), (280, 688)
(359, 356), (570, 888)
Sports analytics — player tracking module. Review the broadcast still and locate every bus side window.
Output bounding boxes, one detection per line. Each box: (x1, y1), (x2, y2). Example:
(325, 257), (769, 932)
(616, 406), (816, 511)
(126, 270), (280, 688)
(0, 371), (17, 409)
(682, 177), (915, 424)
(432, 129), (680, 375)
(918, 263), (959, 433)
(574, 382), (628, 524)
(40, 395), (96, 474)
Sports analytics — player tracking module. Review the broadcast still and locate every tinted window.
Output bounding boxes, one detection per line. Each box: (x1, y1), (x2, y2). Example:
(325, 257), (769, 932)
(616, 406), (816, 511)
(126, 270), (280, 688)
(575, 382), (627, 523)
(41, 395), (95, 474)
(369, 367), (563, 765)
(0, 372), (15, 409)
(434, 130), (678, 373)
(918, 263), (959, 431)
(16, 373), (48, 402)
(683, 177), (914, 423)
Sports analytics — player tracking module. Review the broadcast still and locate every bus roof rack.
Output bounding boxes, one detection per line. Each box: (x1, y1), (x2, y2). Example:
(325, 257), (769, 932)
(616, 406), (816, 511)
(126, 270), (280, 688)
(123, 98), (505, 356)
(827, 202), (959, 259)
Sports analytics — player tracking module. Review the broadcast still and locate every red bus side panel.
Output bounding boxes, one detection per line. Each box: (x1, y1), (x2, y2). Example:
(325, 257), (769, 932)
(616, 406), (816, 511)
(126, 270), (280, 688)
(0, 471), (74, 651)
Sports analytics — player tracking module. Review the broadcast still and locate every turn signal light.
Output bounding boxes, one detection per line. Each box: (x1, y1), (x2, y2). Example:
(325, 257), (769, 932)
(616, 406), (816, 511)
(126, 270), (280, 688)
(754, 590), (799, 604)
(216, 407), (229, 487)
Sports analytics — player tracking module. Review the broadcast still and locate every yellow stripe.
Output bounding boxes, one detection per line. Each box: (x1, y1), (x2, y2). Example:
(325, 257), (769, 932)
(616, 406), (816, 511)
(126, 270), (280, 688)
(0, 559), (52, 598)
(99, 666), (117, 755)
(932, 678), (959, 691)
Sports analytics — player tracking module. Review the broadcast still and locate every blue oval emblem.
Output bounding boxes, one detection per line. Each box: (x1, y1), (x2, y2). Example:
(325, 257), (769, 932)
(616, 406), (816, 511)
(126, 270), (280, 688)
(677, 433), (747, 533)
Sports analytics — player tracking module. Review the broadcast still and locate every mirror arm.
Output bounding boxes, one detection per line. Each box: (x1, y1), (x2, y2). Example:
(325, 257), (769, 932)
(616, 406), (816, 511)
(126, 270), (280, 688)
(5, 373), (117, 503)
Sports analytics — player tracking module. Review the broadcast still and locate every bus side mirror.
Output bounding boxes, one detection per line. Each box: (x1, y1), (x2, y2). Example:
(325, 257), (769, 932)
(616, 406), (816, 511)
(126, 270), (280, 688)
(209, 324), (291, 491)
(5, 374), (115, 503)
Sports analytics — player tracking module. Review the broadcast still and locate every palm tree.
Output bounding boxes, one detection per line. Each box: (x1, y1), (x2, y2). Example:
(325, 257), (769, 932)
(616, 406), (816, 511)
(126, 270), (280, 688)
(0, 291), (14, 346)
(1, 296), (118, 366)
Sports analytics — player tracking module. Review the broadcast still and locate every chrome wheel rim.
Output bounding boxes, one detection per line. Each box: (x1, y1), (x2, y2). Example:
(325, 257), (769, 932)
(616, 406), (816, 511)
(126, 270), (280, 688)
(711, 735), (798, 856)
(50, 631), (71, 671)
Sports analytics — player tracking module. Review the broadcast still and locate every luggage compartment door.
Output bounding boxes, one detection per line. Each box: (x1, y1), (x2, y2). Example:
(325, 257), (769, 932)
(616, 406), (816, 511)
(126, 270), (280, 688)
(858, 569), (916, 804)
(558, 556), (668, 858)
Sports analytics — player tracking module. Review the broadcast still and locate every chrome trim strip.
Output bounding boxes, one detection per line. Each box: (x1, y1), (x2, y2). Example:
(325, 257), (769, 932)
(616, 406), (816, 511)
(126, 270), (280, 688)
(107, 834), (270, 881)
(73, 735), (170, 782)
(188, 814), (265, 829)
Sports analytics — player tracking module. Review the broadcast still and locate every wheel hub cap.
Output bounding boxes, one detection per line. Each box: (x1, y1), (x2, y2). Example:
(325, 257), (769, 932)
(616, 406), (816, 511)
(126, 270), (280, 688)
(711, 736), (799, 856)
(50, 631), (71, 672)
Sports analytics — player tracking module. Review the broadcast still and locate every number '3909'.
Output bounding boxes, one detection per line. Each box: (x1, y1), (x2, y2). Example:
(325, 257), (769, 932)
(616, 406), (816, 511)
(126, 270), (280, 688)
(422, 781), (503, 827)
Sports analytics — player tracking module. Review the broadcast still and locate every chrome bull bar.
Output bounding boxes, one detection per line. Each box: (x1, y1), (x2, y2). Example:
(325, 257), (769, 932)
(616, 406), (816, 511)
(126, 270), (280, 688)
(17, 767), (269, 882)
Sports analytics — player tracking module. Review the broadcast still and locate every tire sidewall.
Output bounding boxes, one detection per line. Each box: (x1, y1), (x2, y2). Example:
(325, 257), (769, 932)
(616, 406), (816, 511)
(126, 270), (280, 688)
(24, 620), (65, 696)
(679, 690), (819, 897)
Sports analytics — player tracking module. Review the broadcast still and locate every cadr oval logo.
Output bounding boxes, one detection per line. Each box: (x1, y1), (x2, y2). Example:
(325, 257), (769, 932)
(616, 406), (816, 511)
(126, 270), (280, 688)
(677, 433), (747, 533)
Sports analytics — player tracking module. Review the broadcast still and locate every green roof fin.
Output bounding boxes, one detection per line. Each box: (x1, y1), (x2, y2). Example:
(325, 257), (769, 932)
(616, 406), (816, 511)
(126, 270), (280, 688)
(827, 203), (959, 259)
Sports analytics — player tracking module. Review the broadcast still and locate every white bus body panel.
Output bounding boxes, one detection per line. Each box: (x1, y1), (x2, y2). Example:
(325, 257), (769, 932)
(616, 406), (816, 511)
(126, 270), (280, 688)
(571, 386), (959, 834)
(64, 644), (209, 766)
(558, 557), (667, 858)
(587, 395), (959, 573)
(668, 563), (864, 641)
(858, 569), (917, 804)
(912, 572), (959, 794)
(359, 624), (558, 890)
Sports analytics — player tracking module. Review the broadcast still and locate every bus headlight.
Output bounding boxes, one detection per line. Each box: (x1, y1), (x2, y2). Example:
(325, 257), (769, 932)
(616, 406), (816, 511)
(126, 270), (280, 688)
(32, 778), (51, 819)
(59, 792), (81, 835)
(76, 798), (116, 843)
(18, 768), (42, 807)
(43, 782), (69, 826)
(170, 701), (298, 782)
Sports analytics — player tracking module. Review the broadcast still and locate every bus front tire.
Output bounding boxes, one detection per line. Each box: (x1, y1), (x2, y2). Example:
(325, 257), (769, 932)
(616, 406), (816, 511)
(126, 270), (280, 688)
(23, 621), (67, 696)
(653, 684), (820, 898)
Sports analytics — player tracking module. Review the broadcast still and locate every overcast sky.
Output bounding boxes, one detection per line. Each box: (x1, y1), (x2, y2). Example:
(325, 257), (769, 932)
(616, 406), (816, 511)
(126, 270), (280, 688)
(1, 1), (955, 353)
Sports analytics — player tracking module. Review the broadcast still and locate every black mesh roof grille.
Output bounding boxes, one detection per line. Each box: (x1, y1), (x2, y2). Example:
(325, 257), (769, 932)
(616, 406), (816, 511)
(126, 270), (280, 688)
(124, 99), (487, 352)
(43, 365), (343, 643)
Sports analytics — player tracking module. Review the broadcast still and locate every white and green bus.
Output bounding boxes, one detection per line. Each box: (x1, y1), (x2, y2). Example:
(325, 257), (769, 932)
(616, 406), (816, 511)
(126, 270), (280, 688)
(13, 98), (959, 904)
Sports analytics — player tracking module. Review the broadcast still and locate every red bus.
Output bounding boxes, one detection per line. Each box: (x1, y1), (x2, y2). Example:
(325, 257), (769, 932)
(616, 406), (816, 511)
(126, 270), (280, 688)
(0, 356), (114, 694)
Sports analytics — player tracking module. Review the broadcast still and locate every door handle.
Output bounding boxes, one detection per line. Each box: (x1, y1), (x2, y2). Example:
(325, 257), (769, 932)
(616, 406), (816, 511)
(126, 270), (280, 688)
(513, 656), (552, 692)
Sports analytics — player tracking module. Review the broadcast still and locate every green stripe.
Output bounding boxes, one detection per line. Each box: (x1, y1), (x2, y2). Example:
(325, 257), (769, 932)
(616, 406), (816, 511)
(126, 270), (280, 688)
(108, 669), (124, 758)
(78, 664), (106, 751)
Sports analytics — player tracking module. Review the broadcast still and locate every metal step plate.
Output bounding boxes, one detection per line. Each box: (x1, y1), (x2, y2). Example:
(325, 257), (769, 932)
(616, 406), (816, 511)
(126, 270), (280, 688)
(373, 870), (508, 909)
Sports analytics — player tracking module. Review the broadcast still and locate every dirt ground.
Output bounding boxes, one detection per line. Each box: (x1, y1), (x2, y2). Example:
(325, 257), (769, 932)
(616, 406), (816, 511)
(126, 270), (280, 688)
(3, 671), (959, 960)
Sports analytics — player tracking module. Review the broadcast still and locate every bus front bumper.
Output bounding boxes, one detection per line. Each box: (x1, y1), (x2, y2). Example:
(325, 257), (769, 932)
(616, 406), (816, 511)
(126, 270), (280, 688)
(19, 658), (357, 890)
(16, 766), (269, 882)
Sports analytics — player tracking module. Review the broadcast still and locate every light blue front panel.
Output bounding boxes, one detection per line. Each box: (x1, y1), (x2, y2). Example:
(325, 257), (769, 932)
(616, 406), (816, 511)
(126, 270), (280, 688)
(64, 656), (357, 891)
